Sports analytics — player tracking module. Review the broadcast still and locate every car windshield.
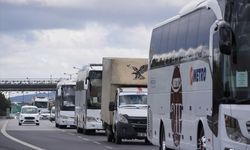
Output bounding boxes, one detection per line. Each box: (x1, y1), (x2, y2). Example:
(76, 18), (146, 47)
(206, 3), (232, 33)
(119, 95), (147, 106)
(21, 107), (38, 114)
(40, 109), (49, 113)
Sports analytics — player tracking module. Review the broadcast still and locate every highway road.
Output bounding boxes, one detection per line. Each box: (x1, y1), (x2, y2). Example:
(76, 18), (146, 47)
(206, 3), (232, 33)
(0, 119), (157, 150)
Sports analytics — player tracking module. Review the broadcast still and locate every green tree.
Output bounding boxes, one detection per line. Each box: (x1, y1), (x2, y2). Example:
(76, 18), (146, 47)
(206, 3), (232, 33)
(0, 92), (11, 116)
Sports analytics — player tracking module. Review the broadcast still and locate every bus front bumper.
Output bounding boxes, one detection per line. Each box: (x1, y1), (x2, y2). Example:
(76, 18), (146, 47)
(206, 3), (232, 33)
(86, 121), (103, 130)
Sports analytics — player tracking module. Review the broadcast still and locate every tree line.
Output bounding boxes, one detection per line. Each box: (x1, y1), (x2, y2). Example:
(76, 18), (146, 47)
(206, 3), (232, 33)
(0, 92), (11, 116)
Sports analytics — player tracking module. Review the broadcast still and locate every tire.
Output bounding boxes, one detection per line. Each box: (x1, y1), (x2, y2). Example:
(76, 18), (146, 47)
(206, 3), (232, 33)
(107, 129), (113, 142)
(36, 123), (39, 126)
(197, 127), (206, 150)
(55, 123), (59, 128)
(145, 138), (151, 144)
(159, 125), (166, 150)
(77, 126), (83, 133)
(114, 130), (121, 144)
(19, 123), (22, 126)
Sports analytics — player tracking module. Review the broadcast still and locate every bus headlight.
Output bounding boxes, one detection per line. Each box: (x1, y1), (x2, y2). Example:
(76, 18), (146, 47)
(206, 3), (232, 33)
(225, 115), (250, 144)
(118, 114), (128, 124)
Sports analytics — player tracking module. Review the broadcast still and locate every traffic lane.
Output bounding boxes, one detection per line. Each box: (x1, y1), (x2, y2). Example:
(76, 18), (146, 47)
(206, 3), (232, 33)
(65, 129), (158, 150)
(6, 119), (108, 150)
(7, 130), (108, 150)
(0, 119), (32, 150)
(6, 119), (158, 150)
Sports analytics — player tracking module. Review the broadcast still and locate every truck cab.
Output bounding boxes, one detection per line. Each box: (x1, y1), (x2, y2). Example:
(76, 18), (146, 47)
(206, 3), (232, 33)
(109, 87), (148, 144)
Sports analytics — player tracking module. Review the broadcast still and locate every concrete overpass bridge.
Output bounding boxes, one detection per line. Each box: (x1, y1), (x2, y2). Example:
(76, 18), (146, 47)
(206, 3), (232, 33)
(0, 78), (61, 91)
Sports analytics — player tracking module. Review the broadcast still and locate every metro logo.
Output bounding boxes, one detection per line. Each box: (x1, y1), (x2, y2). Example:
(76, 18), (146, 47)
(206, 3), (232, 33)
(190, 67), (206, 86)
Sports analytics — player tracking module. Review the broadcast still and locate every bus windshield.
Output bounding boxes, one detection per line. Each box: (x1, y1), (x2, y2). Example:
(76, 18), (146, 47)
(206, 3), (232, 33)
(224, 0), (250, 103)
(61, 85), (75, 111)
(119, 95), (147, 106)
(87, 71), (102, 109)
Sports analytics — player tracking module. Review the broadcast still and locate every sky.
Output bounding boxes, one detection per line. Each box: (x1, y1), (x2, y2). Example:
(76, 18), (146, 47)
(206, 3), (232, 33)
(0, 0), (190, 79)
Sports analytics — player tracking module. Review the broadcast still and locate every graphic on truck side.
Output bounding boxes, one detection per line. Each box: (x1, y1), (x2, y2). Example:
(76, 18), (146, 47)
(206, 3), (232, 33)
(127, 64), (148, 80)
(170, 66), (183, 147)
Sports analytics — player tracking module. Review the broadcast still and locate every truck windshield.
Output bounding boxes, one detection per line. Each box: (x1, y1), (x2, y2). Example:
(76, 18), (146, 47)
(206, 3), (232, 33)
(21, 108), (38, 114)
(119, 95), (147, 106)
(35, 102), (47, 108)
(223, 0), (250, 103)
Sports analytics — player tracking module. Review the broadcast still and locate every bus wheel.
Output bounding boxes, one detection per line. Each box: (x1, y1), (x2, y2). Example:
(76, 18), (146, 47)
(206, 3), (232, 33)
(197, 127), (206, 150)
(159, 125), (166, 150)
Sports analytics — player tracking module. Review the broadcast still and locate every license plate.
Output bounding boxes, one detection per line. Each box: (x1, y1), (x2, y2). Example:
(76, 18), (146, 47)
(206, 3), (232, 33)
(137, 133), (147, 137)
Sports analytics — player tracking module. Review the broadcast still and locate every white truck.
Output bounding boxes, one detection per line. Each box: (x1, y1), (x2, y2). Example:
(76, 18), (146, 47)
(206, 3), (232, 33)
(101, 57), (149, 144)
(32, 96), (50, 119)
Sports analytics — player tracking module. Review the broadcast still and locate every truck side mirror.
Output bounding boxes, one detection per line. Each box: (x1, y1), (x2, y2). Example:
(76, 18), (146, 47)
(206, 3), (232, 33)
(109, 101), (116, 111)
(219, 22), (233, 55)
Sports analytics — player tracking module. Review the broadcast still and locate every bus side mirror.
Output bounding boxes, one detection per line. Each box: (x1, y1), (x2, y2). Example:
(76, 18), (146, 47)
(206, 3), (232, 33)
(219, 22), (233, 55)
(109, 101), (116, 111)
(84, 77), (89, 90)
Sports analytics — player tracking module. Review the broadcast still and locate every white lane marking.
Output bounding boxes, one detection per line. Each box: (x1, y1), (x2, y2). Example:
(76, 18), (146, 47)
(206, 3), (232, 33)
(93, 141), (101, 145)
(1, 120), (45, 150)
(82, 138), (90, 141)
(77, 135), (82, 138)
(104, 146), (113, 149)
(69, 133), (75, 136)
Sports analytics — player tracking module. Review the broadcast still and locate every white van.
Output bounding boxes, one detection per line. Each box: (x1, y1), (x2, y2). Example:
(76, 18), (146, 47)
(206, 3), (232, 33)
(18, 105), (40, 126)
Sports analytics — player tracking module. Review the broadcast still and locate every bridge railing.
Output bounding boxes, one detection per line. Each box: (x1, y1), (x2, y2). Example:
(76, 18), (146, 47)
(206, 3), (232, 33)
(0, 78), (61, 85)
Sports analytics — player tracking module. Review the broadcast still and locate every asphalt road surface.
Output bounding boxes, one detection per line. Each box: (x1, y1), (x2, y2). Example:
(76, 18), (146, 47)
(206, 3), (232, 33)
(0, 119), (158, 150)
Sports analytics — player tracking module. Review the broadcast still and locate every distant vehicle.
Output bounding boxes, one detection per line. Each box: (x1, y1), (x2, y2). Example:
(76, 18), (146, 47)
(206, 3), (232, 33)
(49, 106), (55, 122)
(75, 64), (103, 134)
(40, 109), (50, 120)
(101, 58), (149, 144)
(18, 105), (40, 126)
(55, 79), (76, 128)
(147, 0), (250, 150)
(32, 96), (49, 113)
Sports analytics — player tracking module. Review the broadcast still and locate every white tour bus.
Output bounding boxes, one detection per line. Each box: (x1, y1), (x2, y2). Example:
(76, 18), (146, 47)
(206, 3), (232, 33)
(147, 0), (250, 149)
(75, 64), (103, 134)
(55, 79), (76, 128)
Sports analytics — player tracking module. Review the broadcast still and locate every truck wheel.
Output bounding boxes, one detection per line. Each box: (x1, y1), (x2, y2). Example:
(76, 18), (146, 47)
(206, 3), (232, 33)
(114, 131), (121, 144)
(197, 127), (206, 150)
(145, 138), (151, 144)
(77, 126), (83, 133)
(106, 128), (113, 142)
(18, 123), (22, 126)
(36, 123), (39, 126)
(159, 125), (166, 150)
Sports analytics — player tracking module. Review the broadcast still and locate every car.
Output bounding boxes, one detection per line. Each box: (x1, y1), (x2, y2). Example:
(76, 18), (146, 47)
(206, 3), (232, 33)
(39, 109), (50, 120)
(18, 105), (40, 126)
(49, 106), (55, 122)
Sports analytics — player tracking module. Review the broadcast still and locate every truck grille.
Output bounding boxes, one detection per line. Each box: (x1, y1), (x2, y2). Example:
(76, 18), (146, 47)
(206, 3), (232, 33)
(246, 121), (250, 134)
(128, 117), (147, 125)
(25, 117), (35, 120)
